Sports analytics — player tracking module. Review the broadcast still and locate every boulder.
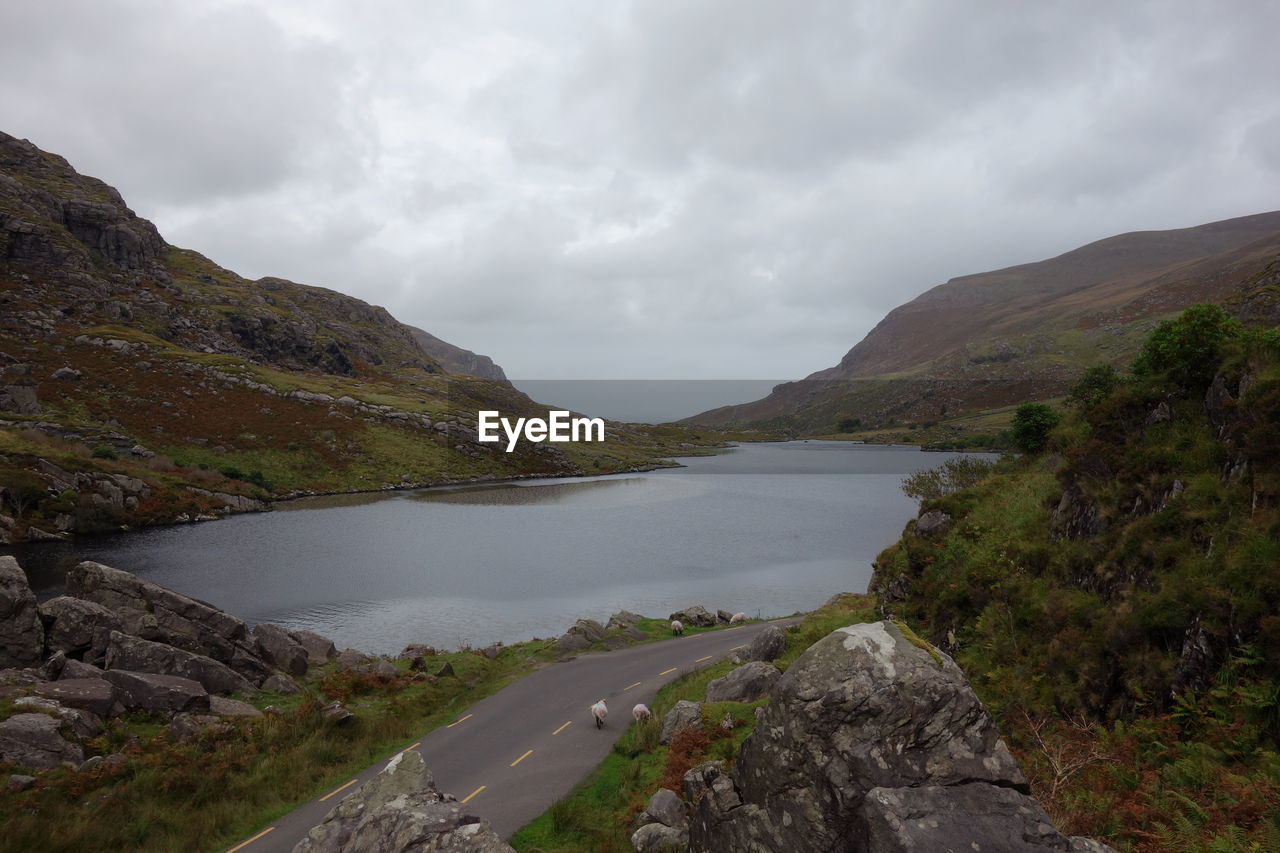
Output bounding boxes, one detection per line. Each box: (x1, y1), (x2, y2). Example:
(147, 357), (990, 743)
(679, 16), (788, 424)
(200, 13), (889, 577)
(294, 750), (514, 852)
(58, 657), (104, 681)
(320, 701), (354, 726)
(209, 696), (262, 717)
(33, 678), (117, 717)
(705, 662), (779, 703)
(435, 661), (456, 678)
(631, 822), (688, 852)
(661, 700), (703, 744)
(669, 605), (717, 628)
(739, 625), (786, 663)
(335, 648), (374, 669)
(689, 621), (1028, 853)
(716, 610), (734, 625)
(13, 696), (104, 740)
(606, 610), (643, 630)
(481, 644), (501, 660)
(399, 643), (436, 660)
(682, 761), (740, 814)
(262, 672), (301, 694)
(38, 595), (122, 660)
(250, 623), (308, 677)
(64, 561), (247, 662)
(103, 631), (253, 695)
(102, 670), (210, 714)
(639, 788), (688, 829)
(554, 619), (609, 655)
(915, 510), (952, 538)
(0, 713), (84, 770)
(860, 784), (1119, 852)
(0, 556), (44, 667)
(51, 367), (82, 381)
(7, 774), (35, 792)
(166, 712), (228, 743)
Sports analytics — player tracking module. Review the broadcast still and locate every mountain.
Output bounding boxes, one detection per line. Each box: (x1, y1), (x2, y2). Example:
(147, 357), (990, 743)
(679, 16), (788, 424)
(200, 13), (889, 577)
(0, 131), (711, 542)
(688, 212), (1280, 431)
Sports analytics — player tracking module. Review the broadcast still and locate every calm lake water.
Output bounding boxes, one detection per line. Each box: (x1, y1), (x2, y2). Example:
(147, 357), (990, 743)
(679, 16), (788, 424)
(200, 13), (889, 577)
(7, 442), (980, 654)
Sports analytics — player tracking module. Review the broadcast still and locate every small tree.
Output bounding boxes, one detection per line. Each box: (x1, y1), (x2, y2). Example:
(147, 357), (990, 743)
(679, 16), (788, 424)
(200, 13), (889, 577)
(1010, 402), (1060, 454)
(1132, 303), (1241, 388)
(901, 456), (997, 501)
(1068, 364), (1119, 409)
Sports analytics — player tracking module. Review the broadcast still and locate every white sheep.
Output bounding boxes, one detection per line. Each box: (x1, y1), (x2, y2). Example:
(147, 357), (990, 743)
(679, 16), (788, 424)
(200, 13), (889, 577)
(591, 699), (608, 729)
(729, 612), (747, 624)
(671, 620), (684, 636)
(632, 703), (651, 722)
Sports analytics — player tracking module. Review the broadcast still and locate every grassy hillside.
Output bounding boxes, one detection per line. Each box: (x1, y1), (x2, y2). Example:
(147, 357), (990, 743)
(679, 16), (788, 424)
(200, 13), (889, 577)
(871, 305), (1280, 849)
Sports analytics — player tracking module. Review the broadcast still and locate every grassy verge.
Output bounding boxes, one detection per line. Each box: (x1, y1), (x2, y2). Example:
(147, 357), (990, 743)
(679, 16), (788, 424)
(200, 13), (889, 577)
(510, 595), (878, 852)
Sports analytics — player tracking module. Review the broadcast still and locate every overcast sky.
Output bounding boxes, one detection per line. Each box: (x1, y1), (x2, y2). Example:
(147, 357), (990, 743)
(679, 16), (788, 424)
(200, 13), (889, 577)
(3, 1), (1278, 379)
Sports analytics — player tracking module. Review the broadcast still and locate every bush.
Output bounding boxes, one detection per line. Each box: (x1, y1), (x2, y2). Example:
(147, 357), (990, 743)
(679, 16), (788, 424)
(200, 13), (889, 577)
(836, 416), (863, 433)
(1132, 303), (1241, 388)
(90, 446), (118, 460)
(902, 456), (998, 501)
(1, 471), (47, 515)
(1011, 402), (1061, 454)
(1068, 364), (1120, 409)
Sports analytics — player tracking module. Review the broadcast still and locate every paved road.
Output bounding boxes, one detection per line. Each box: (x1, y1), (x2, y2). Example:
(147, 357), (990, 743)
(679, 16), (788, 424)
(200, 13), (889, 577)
(226, 618), (796, 852)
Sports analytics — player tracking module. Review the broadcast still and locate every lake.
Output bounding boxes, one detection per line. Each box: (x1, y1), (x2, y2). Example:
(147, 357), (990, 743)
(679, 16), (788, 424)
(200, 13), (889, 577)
(6, 441), (977, 654)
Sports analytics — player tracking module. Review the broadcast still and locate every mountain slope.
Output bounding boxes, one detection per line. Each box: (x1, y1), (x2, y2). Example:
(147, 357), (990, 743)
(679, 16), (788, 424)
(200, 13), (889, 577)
(689, 212), (1280, 431)
(0, 131), (711, 543)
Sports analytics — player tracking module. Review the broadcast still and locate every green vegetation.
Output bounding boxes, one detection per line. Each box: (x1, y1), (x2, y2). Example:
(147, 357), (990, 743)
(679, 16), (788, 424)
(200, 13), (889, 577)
(873, 305), (1280, 850)
(1010, 401), (1061, 453)
(901, 455), (999, 502)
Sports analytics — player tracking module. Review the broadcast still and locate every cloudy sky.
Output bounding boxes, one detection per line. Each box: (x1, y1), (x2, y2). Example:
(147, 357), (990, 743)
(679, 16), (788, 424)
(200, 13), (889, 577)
(2, 1), (1277, 379)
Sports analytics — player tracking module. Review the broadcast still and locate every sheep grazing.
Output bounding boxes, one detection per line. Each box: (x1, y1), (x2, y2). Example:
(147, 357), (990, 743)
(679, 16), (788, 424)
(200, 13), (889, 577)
(632, 703), (651, 722)
(671, 620), (684, 636)
(591, 699), (608, 729)
(729, 612), (747, 624)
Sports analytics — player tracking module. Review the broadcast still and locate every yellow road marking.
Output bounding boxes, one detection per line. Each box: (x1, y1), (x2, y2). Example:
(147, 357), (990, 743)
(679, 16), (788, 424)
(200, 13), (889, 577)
(729, 645), (746, 651)
(624, 680), (642, 691)
(552, 720), (572, 735)
(318, 778), (358, 802)
(461, 785), (486, 803)
(511, 749), (534, 767)
(659, 667), (678, 675)
(407, 741), (420, 750)
(695, 655), (713, 662)
(225, 827), (274, 853)
(447, 713), (474, 728)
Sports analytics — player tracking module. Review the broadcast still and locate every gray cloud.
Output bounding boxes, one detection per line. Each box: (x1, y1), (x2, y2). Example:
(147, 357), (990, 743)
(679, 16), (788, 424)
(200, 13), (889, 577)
(2, 0), (1277, 379)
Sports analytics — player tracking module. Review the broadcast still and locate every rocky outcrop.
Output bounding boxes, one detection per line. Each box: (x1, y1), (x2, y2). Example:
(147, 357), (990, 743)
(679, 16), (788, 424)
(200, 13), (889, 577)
(104, 631), (253, 695)
(704, 662), (779, 703)
(33, 678), (117, 717)
(102, 669), (210, 714)
(0, 556), (44, 667)
(738, 625), (786, 663)
(553, 618), (609, 655)
(0, 712), (84, 770)
(687, 621), (1113, 853)
(632, 788), (691, 852)
(661, 700), (703, 745)
(293, 749), (513, 853)
(1049, 483), (1105, 540)
(914, 510), (952, 538)
(668, 605), (718, 628)
(250, 623), (309, 677)
(293, 630), (338, 665)
(38, 595), (122, 660)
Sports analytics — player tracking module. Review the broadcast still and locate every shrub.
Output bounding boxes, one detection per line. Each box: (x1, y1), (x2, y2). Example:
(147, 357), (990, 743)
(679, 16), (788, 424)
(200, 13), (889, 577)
(1, 471), (47, 515)
(1011, 403), (1061, 454)
(1132, 303), (1241, 388)
(902, 456), (998, 501)
(91, 446), (118, 460)
(1068, 364), (1120, 409)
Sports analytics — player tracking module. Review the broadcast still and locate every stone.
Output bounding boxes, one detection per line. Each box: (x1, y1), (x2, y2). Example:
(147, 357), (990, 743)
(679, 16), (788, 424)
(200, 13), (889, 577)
(0, 713), (84, 770)
(661, 700), (703, 744)
(688, 621), (1028, 853)
(624, 626), (648, 641)
(250, 622), (308, 677)
(33, 678), (117, 717)
(64, 562), (248, 662)
(859, 784), (1119, 852)
(102, 669), (210, 714)
(14, 695), (104, 739)
(705, 662), (779, 703)
(739, 625), (786, 663)
(209, 695), (262, 717)
(435, 661), (456, 678)
(104, 631), (253, 695)
(0, 556), (44, 667)
(7, 774), (35, 792)
(640, 788), (688, 829)
(321, 701), (354, 726)
(0, 385), (40, 415)
(1145, 401), (1173, 425)
(669, 605), (717, 627)
(38, 595), (122, 660)
(481, 644), (501, 660)
(58, 658), (104, 680)
(262, 672), (301, 694)
(51, 366), (81, 381)
(335, 648), (374, 669)
(682, 761), (740, 813)
(554, 618), (609, 655)
(606, 610), (643, 630)
(166, 712), (227, 743)
(717, 610), (734, 625)
(399, 643), (437, 660)
(915, 510), (952, 538)
(295, 751), (514, 852)
(631, 822), (688, 852)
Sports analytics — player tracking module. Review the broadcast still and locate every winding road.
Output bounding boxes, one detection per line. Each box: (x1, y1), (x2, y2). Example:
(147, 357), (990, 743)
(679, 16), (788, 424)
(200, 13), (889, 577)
(225, 618), (796, 852)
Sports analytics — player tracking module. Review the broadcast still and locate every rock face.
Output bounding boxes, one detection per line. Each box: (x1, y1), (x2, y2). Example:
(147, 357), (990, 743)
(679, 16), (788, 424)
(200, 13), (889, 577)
(102, 669), (210, 714)
(0, 556), (44, 667)
(661, 700), (703, 745)
(705, 662), (780, 703)
(104, 631), (253, 695)
(33, 678), (117, 717)
(687, 621), (1114, 853)
(914, 510), (952, 538)
(0, 713), (84, 770)
(739, 625), (786, 663)
(294, 749), (514, 853)
(293, 630), (338, 665)
(38, 595), (123, 660)
(250, 623), (309, 677)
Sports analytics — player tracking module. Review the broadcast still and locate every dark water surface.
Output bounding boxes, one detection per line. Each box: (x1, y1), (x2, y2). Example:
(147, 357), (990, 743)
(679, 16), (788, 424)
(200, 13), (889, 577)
(6, 442), (981, 654)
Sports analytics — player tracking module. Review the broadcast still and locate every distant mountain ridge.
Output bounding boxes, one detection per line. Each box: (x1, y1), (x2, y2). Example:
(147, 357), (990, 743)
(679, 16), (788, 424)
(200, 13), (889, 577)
(689, 211), (1280, 429)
